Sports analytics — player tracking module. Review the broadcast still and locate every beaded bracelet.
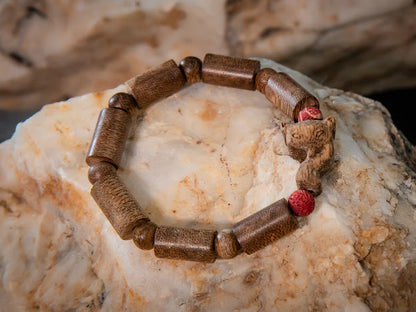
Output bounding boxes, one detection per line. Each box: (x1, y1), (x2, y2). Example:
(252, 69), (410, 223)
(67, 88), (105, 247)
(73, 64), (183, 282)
(86, 54), (336, 262)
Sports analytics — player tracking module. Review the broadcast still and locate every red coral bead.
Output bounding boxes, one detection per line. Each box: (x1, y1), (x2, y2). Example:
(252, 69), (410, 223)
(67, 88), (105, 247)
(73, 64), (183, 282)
(288, 190), (315, 217)
(298, 107), (323, 122)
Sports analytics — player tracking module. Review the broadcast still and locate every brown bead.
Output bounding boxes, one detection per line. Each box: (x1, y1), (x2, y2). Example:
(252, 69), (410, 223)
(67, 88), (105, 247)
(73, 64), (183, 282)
(201, 53), (260, 90)
(215, 230), (241, 259)
(108, 92), (139, 115)
(255, 68), (277, 94)
(86, 108), (131, 168)
(264, 72), (319, 121)
(90, 172), (149, 240)
(154, 226), (217, 262)
(88, 161), (117, 184)
(125, 59), (186, 108)
(133, 221), (157, 250)
(179, 56), (202, 83)
(233, 198), (298, 255)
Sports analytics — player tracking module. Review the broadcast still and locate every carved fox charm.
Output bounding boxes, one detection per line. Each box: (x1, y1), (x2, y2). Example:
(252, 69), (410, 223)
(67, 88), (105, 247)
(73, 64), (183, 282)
(283, 117), (336, 196)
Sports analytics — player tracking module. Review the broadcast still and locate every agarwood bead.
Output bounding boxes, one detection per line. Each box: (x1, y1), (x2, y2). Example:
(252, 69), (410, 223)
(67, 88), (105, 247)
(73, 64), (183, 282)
(133, 221), (157, 250)
(264, 72), (319, 121)
(88, 161), (117, 184)
(108, 92), (139, 115)
(86, 108), (131, 168)
(154, 226), (217, 262)
(255, 68), (277, 94)
(215, 230), (240, 259)
(202, 53), (260, 90)
(91, 172), (149, 240)
(125, 59), (186, 108)
(233, 198), (298, 255)
(179, 56), (202, 83)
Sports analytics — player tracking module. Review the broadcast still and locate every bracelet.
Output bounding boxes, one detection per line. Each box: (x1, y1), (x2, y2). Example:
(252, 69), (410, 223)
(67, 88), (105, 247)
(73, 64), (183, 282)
(86, 54), (336, 262)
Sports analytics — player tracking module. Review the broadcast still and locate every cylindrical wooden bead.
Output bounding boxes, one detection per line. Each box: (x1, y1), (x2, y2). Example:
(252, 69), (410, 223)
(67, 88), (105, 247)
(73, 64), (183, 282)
(179, 56), (202, 83)
(154, 226), (217, 262)
(125, 60), (186, 108)
(108, 92), (139, 115)
(202, 53), (260, 90)
(86, 108), (131, 167)
(255, 68), (277, 94)
(133, 221), (157, 250)
(215, 229), (240, 259)
(91, 172), (149, 240)
(88, 161), (117, 184)
(264, 72), (319, 121)
(233, 198), (298, 255)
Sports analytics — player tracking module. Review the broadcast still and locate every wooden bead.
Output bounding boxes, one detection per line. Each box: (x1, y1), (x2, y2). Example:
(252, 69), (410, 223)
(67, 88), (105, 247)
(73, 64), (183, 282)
(233, 198), (298, 255)
(91, 172), (149, 240)
(179, 56), (202, 83)
(125, 59), (186, 108)
(215, 229), (240, 259)
(108, 92), (139, 115)
(264, 72), (319, 121)
(154, 226), (217, 262)
(88, 161), (117, 184)
(201, 53), (260, 90)
(86, 108), (131, 168)
(255, 68), (277, 93)
(133, 221), (157, 250)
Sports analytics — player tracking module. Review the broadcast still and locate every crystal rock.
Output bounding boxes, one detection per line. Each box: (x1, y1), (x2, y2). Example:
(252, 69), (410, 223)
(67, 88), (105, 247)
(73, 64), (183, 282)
(0, 59), (415, 311)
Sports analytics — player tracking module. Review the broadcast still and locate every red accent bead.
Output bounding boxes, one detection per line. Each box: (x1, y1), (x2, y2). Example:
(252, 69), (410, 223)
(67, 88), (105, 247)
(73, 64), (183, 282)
(298, 107), (323, 122)
(288, 190), (315, 217)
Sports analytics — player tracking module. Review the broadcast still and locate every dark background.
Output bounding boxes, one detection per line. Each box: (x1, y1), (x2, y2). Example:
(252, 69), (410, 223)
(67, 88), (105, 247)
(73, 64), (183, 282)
(369, 88), (416, 145)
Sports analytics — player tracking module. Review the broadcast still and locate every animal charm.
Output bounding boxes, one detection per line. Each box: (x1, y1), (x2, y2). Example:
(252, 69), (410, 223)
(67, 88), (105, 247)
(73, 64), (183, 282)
(283, 116), (336, 195)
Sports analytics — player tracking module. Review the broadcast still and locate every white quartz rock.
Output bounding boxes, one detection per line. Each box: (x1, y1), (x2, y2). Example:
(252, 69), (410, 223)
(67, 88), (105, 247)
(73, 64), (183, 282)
(0, 59), (415, 311)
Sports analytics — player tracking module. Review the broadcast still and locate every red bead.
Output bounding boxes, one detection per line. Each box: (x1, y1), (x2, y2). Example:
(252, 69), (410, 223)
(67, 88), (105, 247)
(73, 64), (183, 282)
(288, 190), (315, 217)
(298, 107), (323, 122)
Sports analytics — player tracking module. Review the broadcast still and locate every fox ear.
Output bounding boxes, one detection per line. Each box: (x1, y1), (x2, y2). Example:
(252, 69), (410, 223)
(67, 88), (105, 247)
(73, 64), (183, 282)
(324, 116), (335, 129)
(325, 116), (336, 136)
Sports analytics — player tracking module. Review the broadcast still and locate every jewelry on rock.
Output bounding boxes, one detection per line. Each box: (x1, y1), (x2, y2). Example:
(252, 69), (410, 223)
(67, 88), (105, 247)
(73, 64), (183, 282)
(86, 53), (336, 262)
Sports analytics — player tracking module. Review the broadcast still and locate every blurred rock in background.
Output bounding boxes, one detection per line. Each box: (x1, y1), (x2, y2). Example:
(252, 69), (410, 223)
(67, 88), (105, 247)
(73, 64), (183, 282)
(226, 0), (416, 94)
(0, 0), (415, 142)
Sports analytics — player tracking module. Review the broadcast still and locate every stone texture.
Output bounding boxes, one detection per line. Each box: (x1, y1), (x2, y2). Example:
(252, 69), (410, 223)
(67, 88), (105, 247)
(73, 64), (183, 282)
(0, 0), (228, 110)
(0, 59), (415, 311)
(226, 0), (416, 94)
(1, 0), (416, 110)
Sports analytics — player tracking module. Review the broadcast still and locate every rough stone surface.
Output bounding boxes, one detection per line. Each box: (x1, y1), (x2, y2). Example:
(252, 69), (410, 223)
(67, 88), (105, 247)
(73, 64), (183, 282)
(1, 0), (416, 110)
(0, 59), (415, 311)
